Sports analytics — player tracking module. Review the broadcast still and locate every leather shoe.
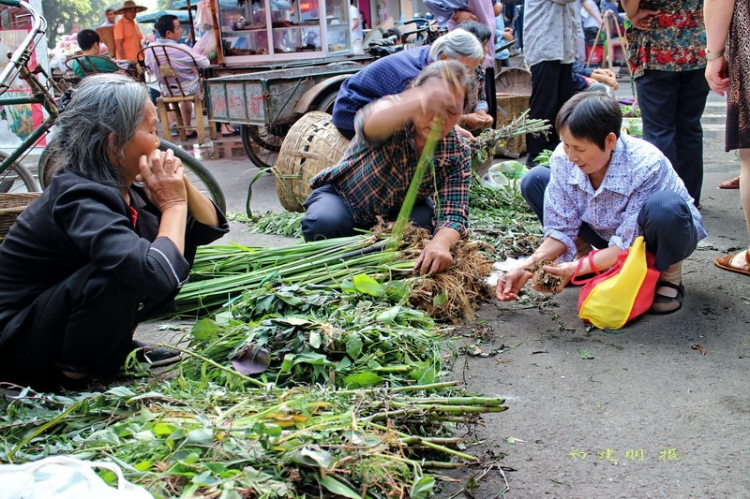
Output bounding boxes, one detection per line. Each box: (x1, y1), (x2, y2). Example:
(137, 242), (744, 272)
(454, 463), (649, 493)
(131, 340), (181, 367)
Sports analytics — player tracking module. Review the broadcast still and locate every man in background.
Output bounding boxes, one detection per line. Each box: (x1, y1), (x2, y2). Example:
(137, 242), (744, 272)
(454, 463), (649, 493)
(114, 0), (147, 61)
(100, 6), (117, 27)
(145, 14), (209, 139)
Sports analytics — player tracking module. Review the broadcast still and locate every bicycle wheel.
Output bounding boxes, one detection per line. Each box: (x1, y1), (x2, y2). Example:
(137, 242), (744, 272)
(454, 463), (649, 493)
(38, 140), (226, 213)
(0, 151), (40, 193)
(241, 124), (287, 170)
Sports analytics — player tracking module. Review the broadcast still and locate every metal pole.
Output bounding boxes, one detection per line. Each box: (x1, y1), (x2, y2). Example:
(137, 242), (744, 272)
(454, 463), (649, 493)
(187, 0), (196, 45)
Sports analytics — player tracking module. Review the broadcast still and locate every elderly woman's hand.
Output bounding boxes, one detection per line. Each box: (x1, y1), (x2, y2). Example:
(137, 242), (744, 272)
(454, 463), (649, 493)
(138, 149), (187, 213)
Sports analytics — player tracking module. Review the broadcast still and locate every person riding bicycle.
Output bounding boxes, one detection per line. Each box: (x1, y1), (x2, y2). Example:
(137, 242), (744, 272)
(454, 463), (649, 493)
(0, 74), (229, 392)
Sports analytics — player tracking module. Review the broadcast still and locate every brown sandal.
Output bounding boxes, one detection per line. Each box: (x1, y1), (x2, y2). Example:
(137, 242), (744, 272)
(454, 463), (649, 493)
(718, 176), (740, 189)
(714, 248), (750, 276)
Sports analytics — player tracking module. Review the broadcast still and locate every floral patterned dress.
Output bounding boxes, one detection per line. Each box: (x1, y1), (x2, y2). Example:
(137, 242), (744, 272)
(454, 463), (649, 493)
(626, 0), (706, 79)
(726, 0), (750, 151)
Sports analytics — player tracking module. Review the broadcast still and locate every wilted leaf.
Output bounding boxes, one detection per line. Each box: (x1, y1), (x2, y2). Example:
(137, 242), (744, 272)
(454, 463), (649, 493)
(231, 344), (271, 375)
(432, 292), (448, 307)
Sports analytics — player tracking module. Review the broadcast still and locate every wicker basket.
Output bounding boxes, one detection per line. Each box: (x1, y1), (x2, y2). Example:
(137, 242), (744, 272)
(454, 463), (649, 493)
(496, 93), (531, 156)
(0, 192), (41, 242)
(274, 111), (351, 212)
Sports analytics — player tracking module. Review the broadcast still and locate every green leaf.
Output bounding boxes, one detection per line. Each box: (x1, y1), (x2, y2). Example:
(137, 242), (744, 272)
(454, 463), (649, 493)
(340, 278), (357, 293)
(376, 306), (401, 323)
(319, 475), (361, 499)
(309, 331), (322, 349)
(352, 274), (385, 297)
(410, 476), (435, 499)
(186, 428), (213, 446)
(191, 318), (221, 340)
(343, 372), (384, 388)
(346, 335), (363, 359)
(290, 448), (334, 468)
(577, 349), (594, 360)
(432, 292), (448, 307)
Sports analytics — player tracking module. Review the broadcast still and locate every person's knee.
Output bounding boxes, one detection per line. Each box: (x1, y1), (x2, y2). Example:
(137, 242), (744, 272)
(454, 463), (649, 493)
(639, 191), (691, 231)
(520, 166), (550, 203)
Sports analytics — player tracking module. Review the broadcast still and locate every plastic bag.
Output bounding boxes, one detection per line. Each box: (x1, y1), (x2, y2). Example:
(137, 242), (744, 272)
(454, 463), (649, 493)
(194, 29), (218, 62)
(572, 236), (659, 329)
(0, 456), (152, 499)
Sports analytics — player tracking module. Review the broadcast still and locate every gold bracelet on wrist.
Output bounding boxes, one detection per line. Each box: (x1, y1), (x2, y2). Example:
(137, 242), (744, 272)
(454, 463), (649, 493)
(706, 48), (725, 60)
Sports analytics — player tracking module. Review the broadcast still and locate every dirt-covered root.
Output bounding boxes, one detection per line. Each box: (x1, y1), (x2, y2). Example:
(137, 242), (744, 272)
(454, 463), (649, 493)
(525, 259), (562, 293)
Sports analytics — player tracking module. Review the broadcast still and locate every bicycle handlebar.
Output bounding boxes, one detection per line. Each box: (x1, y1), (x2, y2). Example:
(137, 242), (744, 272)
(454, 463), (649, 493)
(0, 1), (47, 93)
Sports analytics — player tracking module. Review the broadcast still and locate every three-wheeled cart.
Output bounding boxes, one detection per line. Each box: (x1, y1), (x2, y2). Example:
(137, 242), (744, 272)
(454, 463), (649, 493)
(187, 0), (373, 168)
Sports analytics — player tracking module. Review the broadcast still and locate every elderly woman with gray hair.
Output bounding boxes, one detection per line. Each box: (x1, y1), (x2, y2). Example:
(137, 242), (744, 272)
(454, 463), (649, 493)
(0, 73), (229, 392)
(331, 28), (485, 139)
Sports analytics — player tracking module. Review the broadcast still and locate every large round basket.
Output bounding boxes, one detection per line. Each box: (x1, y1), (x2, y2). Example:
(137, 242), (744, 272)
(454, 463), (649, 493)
(0, 192), (41, 243)
(274, 111), (350, 212)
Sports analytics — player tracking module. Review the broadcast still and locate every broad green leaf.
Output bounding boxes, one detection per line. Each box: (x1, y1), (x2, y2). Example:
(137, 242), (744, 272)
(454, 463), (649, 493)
(410, 476), (435, 499)
(340, 278), (357, 293)
(343, 372), (384, 388)
(346, 335), (363, 359)
(309, 331), (322, 349)
(191, 318), (221, 340)
(290, 447), (334, 468)
(319, 475), (361, 499)
(352, 274), (385, 297)
(432, 292), (448, 307)
(152, 423), (178, 437)
(376, 306), (401, 323)
(336, 356), (352, 371)
(291, 352), (332, 366)
(186, 428), (213, 446)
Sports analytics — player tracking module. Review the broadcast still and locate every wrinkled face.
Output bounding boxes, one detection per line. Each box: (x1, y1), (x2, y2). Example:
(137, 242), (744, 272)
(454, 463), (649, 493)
(122, 7), (137, 20)
(118, 101), (160, 180)
(559, 127), (616, 177)
(105, 10), (116, 23)
(413, 87), (465, 142)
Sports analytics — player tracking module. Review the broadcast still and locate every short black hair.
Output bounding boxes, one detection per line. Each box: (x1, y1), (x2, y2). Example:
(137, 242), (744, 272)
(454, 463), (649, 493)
(77, 29), (101, 51)
(455, 20), (492, 45)
(555, 92), (622, 150)
(156, 14), (179, 38)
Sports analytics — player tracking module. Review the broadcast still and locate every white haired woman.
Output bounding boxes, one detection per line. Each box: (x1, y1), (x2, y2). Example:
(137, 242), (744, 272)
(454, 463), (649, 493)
(331, 28), (485, 139)
(0, 74), (229, 391)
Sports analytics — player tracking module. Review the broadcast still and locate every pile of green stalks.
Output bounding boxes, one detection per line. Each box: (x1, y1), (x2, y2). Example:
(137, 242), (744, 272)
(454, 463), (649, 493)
(176, 234), (416, 316)
(0, 379), (506, 499)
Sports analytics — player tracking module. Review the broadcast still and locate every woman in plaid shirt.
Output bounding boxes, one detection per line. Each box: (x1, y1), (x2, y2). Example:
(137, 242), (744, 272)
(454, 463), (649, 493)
(302, 60), (471, 276)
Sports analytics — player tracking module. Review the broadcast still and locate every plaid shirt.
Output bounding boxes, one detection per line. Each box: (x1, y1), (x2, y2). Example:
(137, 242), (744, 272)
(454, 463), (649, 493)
(311, 97), (471, 236)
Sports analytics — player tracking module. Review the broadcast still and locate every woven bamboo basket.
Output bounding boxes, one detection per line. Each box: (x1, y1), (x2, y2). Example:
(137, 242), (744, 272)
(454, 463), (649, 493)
(496, 93), (530, 156)
(274, 111), (351, 212)
(0, 192), (41, 242)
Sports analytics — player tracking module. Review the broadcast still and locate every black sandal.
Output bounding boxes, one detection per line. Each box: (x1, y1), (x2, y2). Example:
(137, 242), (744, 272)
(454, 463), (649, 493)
(650, 281), (684, 314)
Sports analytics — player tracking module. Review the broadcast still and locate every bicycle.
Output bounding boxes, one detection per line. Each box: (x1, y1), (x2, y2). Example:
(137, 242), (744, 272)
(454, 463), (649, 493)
(0, 0), (227, 212)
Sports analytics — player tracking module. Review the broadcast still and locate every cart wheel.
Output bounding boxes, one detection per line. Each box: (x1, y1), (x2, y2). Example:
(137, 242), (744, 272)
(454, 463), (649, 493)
(38, 139), (226, 213)
(241, 124), (287, 170)
(315, 90), (339, 114)
(0, 151), (39, 193)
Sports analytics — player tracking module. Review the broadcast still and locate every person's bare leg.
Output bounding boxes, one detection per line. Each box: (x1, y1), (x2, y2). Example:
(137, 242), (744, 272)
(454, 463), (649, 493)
(179, 101), (194, 131)
(729, 149), (750, 270)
